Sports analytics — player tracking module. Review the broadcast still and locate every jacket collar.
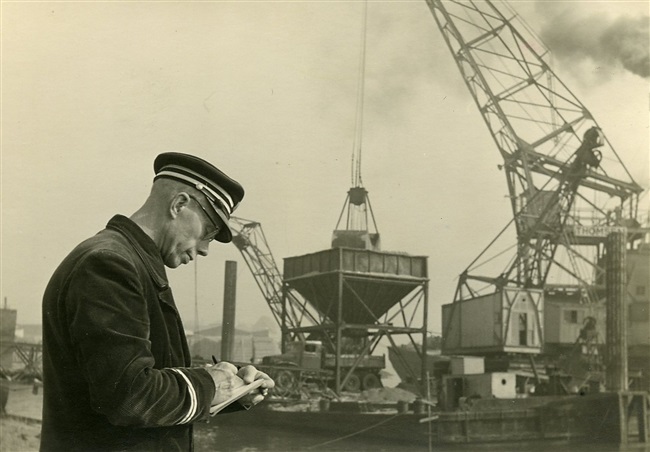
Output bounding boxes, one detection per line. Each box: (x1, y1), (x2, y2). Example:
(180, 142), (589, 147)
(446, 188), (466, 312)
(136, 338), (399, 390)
(105, 215), (169, 289)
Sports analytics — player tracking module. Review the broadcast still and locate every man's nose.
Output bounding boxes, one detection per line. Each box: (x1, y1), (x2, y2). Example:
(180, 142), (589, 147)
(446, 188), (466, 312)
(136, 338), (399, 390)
(197, 241), (210, 257)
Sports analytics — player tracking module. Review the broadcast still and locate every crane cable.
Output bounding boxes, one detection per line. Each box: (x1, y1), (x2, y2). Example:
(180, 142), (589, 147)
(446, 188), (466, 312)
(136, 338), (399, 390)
(351, 0), (368, 188)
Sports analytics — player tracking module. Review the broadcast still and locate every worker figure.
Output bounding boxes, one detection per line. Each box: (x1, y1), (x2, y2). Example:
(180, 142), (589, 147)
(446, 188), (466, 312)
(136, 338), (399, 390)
(40, 153), (274, 451)
(576, 316), (599, 345)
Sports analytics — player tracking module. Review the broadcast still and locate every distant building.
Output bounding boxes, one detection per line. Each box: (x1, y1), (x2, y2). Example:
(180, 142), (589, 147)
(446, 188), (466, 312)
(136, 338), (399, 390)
(15, 324), (43, 344)
(0, 309), (17, 369)
(0, 312), (43, 377)
(187, 325), (280, 365)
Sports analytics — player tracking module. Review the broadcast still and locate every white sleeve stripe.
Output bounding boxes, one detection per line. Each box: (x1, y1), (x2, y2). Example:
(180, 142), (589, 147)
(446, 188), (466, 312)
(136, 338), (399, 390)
(171, 368), (197, 424)
(172, 369), (197, 424)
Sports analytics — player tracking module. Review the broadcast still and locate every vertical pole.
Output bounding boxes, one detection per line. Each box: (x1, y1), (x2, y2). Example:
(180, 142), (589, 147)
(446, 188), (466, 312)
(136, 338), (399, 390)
(605, 230), (627, 392)
(221, 260), (237, 362)
(426, 370), (433, 452)
(335, 252), (344, 394)
(618, 393), (628, 445)
(281, 282), (287, 353)
(421, 281), (429, 394)
(637, 393), (649, 442)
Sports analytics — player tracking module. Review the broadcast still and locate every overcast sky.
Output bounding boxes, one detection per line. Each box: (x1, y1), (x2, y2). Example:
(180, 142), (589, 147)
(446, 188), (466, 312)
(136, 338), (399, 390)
(2, 1), (648, 339)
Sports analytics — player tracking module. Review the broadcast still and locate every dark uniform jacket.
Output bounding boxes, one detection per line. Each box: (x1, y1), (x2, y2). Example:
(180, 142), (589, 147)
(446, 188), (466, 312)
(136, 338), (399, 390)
(41, 215), (217, 451)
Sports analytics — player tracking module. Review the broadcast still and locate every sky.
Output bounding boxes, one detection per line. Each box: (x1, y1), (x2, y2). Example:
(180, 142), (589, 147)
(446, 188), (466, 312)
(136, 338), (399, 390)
(1, 0), (648, 342)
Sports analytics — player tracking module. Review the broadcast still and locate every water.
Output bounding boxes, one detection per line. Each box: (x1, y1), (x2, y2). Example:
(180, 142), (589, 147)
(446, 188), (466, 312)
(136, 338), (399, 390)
(194, 421), (649, 452)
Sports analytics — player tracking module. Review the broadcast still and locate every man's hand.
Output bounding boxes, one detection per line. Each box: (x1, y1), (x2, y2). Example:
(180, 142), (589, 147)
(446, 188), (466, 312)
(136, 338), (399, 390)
(236, 365), (275, 408)
(205, 362), (275, 408)
(205, 362), (247, 406)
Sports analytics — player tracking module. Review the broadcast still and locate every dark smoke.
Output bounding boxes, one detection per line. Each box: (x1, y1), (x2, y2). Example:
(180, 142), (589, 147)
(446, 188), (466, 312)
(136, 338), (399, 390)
(539, 12), (649, 79)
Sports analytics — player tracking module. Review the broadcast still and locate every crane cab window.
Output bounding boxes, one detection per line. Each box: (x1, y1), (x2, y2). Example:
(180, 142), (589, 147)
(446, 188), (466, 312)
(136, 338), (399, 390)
(564, 310), (579, 324)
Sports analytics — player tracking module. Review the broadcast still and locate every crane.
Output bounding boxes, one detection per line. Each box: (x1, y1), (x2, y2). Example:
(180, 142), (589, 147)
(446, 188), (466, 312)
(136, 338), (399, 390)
(424, 0), (643, 303)
(425, 0), (644, 393)
(229, 216), (320, 344)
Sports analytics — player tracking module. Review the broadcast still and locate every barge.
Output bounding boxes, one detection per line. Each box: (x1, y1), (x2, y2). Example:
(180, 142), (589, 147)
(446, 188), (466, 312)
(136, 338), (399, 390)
(197, 391), (649, 448)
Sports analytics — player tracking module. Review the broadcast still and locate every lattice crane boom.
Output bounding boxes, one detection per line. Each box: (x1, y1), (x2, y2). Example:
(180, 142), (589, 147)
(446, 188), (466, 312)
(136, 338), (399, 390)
(424, 0), (643, 301)
(229, 217), (319, 342)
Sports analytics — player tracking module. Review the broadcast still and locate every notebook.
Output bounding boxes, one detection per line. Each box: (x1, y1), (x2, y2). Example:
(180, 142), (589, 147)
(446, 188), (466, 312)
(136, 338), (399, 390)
(209, 379), (265, 415)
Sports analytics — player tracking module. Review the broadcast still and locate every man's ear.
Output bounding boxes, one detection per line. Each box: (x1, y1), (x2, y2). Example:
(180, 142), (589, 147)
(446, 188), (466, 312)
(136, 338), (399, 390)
(170, 192), (191, 218)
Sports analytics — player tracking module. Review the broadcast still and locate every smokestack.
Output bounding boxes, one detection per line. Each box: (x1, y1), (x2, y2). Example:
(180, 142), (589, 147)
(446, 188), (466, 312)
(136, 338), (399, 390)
(605, 229), (628, 391)
(220, 261), (238, 362)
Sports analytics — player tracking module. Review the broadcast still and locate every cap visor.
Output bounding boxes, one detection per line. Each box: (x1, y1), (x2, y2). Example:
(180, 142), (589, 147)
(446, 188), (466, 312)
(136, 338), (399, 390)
(212, 207), (233, 243)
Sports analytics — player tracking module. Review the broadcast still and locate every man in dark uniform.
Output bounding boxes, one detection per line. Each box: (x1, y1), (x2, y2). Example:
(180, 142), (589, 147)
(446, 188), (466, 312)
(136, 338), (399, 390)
(41, 153), (274, 451)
